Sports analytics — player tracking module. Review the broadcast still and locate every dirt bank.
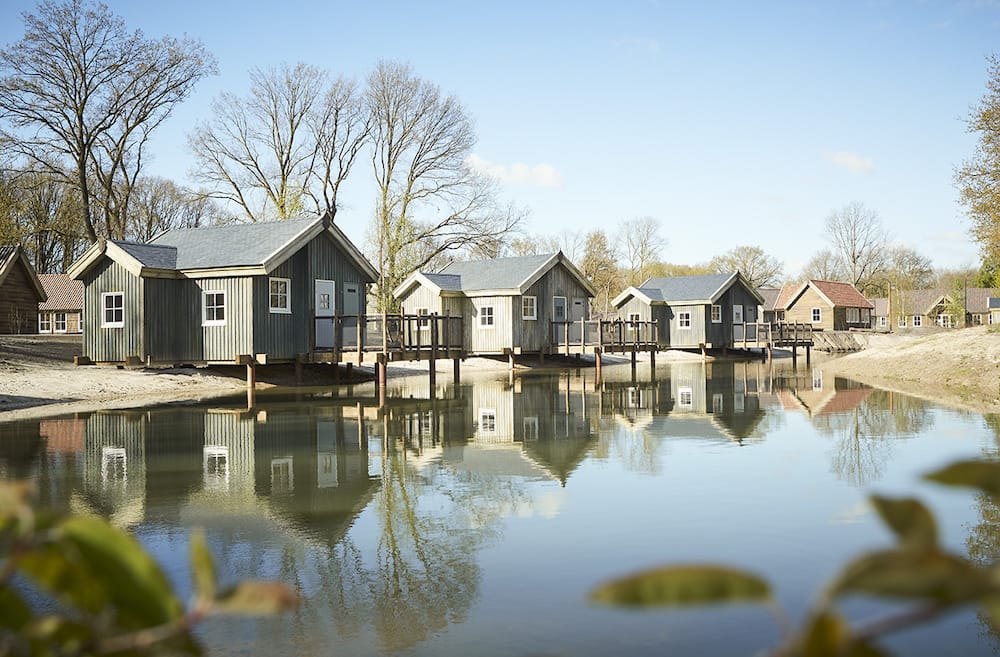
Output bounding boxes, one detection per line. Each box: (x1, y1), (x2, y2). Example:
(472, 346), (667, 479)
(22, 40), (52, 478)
(820, 326), (1000, 414)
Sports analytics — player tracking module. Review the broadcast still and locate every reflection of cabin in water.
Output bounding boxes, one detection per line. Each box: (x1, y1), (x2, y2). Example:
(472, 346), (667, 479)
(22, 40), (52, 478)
(776, 371), (874, 419)
(600, 362), (767, 444)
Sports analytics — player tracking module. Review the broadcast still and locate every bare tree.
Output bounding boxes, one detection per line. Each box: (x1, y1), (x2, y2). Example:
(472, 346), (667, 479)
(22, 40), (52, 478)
(307, 77), (370, 218)
(825, 202), (888, 292)
(618, 216), (665, 286)
(189, 62), (325, 221)
(0, 0), (216, 240)
(801, 248), (847, 281)
(127, 177), (227, 242)
(878, 245), (935, 296)
(580, 230), (622, 315)
(709, 245), (783, 288)
(366, 61), (522, 310)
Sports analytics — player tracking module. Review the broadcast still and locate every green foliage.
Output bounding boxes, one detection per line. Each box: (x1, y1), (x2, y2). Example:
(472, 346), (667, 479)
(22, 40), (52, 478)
(589, 457), (1000, 655)
(0, 481), (297, 657)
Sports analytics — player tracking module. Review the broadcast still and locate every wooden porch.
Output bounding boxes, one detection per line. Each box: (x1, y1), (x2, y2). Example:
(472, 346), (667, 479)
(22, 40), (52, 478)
(549, 319), (660, 355)
(307, 314), (465, 365)
(732, 322), (814, 349)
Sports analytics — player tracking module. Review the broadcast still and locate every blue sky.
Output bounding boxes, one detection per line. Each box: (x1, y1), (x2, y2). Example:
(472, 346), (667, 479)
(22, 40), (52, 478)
(3, 0), (998, 276)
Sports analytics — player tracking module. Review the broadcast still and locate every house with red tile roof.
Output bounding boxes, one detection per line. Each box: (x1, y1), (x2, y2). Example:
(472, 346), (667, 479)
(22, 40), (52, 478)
(774, 280), (873, 331)
(38, 274), (84, 334)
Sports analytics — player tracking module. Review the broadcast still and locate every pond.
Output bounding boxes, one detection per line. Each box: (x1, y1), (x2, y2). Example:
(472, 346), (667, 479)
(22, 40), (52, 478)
(1, 360), (998, 656)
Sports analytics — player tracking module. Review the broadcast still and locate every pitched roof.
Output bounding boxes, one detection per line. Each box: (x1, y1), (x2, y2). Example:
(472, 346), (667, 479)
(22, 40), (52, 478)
(758, 287), (781, 311)
(150, 218), (317, 269)
(613, 272), (763, 307)
(869, 297), (889, 316)
(69, 214), (378, 282)
(778, 280), (873, 310)
(894, 289), (948, 315)
(437, 253), (556, 291)
(394, 251), (596, 298)
(0, 245), (46, 301)
(38, 274), (83, 311)
(965, 287), (1000, 314)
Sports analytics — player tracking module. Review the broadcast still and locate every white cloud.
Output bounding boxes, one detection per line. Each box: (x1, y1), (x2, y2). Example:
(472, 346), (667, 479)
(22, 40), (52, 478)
(466, 154), (563, 188)
(824, 150), (875, 174)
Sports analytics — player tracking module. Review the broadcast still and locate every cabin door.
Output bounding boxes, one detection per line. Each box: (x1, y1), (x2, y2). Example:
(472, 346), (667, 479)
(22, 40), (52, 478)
(342, 282), (361, 348)
(315, 279), (336, 349)
(552, 297), (567, 345)
(570, 297), (586, 343)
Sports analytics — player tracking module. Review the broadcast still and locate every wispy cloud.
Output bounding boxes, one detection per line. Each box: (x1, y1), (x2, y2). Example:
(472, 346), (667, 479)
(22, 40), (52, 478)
(824, 150), (875, 174)
(466, 154), (563, 188)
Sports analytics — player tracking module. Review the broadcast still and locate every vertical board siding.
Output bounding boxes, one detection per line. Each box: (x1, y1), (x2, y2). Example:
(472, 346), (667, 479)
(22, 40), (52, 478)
(669, 303), (707, 348)
(468, 382), (514, 442)
(82, 259), (143, 362)
(254, 249), (309, 359)
(708, 282), (760, 347)
(196, 278), (253, 362)
(0, 260), (41, 334)
(307, 233), (372, 315)
(398, 285), (444, 315)
(468, 296), (512, 353)
(519, 262), (592, 352)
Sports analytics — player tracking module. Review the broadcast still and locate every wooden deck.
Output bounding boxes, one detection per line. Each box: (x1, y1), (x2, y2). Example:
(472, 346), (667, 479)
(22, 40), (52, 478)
(732, 322), (814, 349)
(308, 314), (464, 364)
(550, 319), (659, 355)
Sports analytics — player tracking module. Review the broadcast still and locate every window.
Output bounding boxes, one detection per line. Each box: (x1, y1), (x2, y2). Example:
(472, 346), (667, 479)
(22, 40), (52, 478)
(271, 457), (294, 493)
(203, 446), (229, 491)
(811, 307), (821, 323)
(898, 316), (907, 328)
(54, 312), (67, 332)
(711, 305), (722, 323)
(846, 307), (860, 323)
(936, 314), (953, 328)
(553, 296), (567, 322)
(879, 316), (887, 328)
(522, 296), (537, 320)
(101, 447), (127, 486)
(627, 312), (641, 333)
(777, 310), (786, 322)
(203, 290), (226, 326)
(479, 409), (497, 434)
(678, 311), (691, 328)
(102, 292), (124, 328)
(523, 417), (539, 441)
(912, 315), (922, 327)
(861, 308), (871, 324)
(479, 305), (495, 328)
(733, 305), (744, 324)
(38, 313), (51, 333)
(269, 278), (291, 313)
(678, 386), (693, 409)
(972, 314), (984, 326)
(712, 393), (724, 414)
(416, 307), (430, 329)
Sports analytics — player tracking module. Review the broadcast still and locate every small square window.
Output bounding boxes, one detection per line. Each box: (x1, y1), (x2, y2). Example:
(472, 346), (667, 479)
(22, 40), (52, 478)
(417, 307), (430, 329)
(522, 296), (537, 320)
(479, 305), (495, 328)
(811, 307), (821, 323)
(102, 292), (124, 328)
(479, 408), (497, 433)
(678, 387), (693, 409)
(912, 315), (922, 327)
(38, 313), (51, 333)
(54, 312), (67, 332)
(678, 312), (691, 328)
(203, 290), (226, 326)
(269, 278), (290, 313)
(711, 305), (721, 323)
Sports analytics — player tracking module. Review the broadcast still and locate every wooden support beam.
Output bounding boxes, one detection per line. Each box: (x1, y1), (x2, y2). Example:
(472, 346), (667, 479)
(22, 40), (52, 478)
(649, 348), (656, 369)
(595, 347), (602, 385)
(453, 357), (461, 387)
(295, 353), (304, 386)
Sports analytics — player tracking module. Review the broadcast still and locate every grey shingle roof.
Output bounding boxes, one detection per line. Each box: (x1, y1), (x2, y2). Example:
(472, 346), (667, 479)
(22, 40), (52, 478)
(424, 273), (462, 291)
(150, 217), (316, 269)
(639, 273), (735, 302)
(438, 253), (556, 291)
(38, 274), (83, 311)
(115, 241), (178, 269)
(758, 287), (781, 311)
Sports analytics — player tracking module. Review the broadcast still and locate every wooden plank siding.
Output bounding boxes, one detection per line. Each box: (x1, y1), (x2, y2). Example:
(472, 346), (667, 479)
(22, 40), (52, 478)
(0, 259), (42, 334)
(398, 284), (446, 316)
(617, 297), (670, 348)
(82, 258), (144, 363)
(705, 285), (760, 347)
(516, 262), (592, 353)
(784, 287), (833, 331)
(467, 296), (513, 354)
(306, 233), (370, 317)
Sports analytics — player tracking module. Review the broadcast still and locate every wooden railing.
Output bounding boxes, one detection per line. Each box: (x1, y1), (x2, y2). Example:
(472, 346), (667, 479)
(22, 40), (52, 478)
(312, 314), (463, 357)
(733, 322), (813, 347)
(551, 319), (659, 353)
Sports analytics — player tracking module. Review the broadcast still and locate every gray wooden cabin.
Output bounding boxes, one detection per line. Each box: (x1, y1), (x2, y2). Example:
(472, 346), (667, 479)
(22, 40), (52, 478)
(612, 272), (764, 350)
(67, 214), (377, 365)
(393, 252), (595, 357)
(0, 245), (46, 335)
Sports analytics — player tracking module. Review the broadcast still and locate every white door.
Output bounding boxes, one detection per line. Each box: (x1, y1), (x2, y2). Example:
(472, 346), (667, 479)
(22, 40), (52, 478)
(553, 297), (567, 344)
(315, 279), (335, 349)
(570, 297), (585, 342)
(733, 304), (744, 324)
(342, 282), (361, 348)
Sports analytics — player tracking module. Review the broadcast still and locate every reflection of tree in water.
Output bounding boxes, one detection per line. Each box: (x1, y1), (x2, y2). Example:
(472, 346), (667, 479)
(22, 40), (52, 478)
(965, 415), (1000, 648)
(814, 388), (931, 486)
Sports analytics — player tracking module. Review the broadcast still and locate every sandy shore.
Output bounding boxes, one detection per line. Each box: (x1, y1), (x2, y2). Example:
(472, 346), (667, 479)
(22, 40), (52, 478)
(819, 326), (1000, 414)
(3, 328), (997, 423)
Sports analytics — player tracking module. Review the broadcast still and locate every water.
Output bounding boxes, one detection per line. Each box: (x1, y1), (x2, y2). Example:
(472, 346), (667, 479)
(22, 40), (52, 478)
(2, 360), (998, 656)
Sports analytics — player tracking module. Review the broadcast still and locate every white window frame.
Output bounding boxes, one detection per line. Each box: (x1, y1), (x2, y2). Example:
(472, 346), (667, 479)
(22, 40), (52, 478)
(416, 307), (430, 330)
(711, 305), (722, 323)
(53, 312), (67, 333)
(811, 307), (822, 324)
(552, 296), (567, 322)
(879, 316), (887, 328)
(269, 277), (291, 314)
(861, 308), (870, 324)
(479, 304), (495, 328)
(479, 408), (497, 434)
(38, 312), (52, 333)
(898, 316), (907, 328)
(523, 417), (539, 441)
(936, 314), (953, 328)
(678, 311), (692, 329)
(846, 307), (860, 324)
(678, 386), (693, 409)
(101, 292), (124, 328)
(912, 315), (922, 327)
(202, 290), (227, 326)
(776, 310), (785, 322)
(522, 295), (537, 320)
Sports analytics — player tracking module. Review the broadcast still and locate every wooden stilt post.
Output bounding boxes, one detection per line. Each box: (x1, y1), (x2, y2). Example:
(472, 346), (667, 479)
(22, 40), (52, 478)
(295, 354), (304, 386)
(429, 316), (438, 390)
(453, 357), (461, 387)
(649, 348), (656, 370)
(357, 402), (365, 450)
(377, 354), (387, 409)
(701, 344), (707, 362)
(595, 347), (602, 385)
(791, 345), (798, 367)
(806, 344), (811, 365)
(767, 343), (773, 364)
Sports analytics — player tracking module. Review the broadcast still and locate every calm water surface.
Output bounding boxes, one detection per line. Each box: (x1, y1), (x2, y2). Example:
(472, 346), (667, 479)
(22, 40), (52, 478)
(2, 360), (999, 656)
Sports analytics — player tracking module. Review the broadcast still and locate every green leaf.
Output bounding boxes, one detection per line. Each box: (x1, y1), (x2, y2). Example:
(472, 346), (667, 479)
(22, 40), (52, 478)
(800, 611), (849, 657)
(0, 585), (31, 630)
(925, 460), (1000, 497)
(589, 565), (771, 608)
(214, 581), (298, 615)
(21, 516), (182, 630)
(832, 549), (990, 604)
(870, 495), (937, 549)
(190, 529), (216, 602)
(979, 594), (1000, 633)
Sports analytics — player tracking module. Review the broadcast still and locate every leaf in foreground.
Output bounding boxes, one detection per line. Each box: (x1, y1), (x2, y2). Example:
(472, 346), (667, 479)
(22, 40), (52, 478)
(925, 460), (1000, 497)
(832, 549), (989, 604)
(214, 581), (299, 615)
(870, 495), (937, 550)
(589, 565), (770, 608)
